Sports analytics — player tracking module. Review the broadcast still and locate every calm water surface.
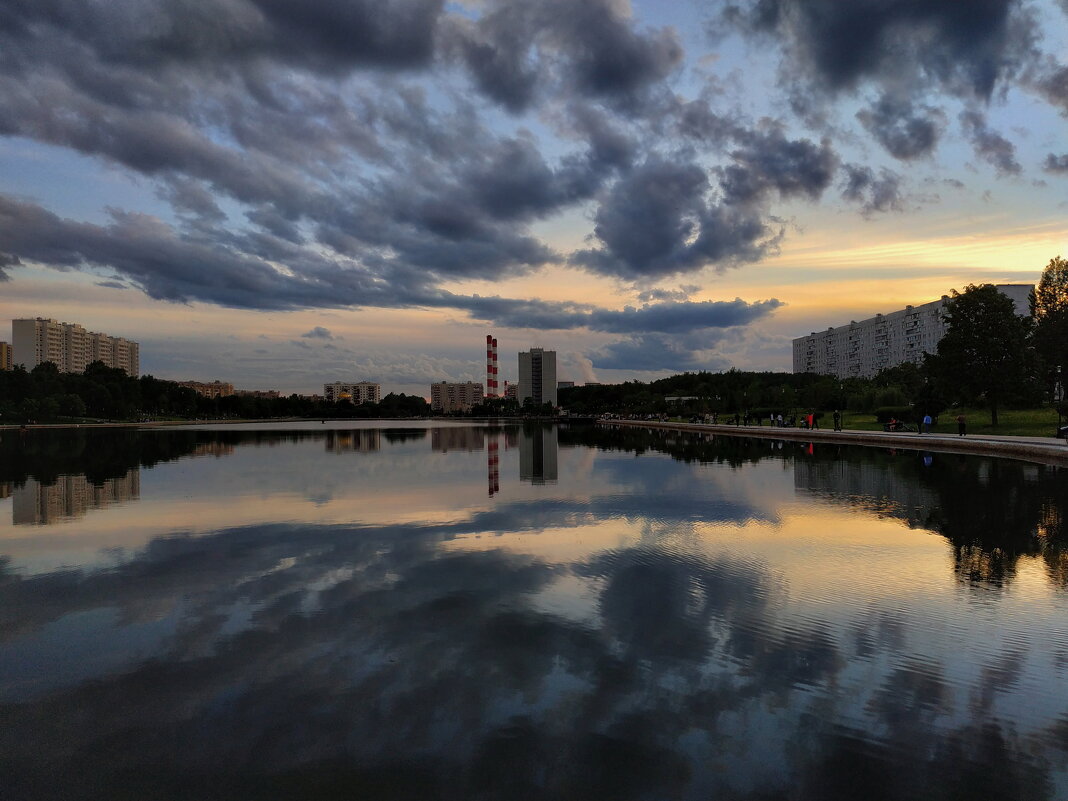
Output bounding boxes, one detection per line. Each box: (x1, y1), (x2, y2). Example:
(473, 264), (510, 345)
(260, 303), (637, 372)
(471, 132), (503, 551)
(1, 422), (1067, 800)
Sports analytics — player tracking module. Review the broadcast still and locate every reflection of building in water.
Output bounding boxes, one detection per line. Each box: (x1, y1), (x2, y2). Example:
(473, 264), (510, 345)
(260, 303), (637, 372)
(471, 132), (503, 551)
(793, 459), (937, 527)
(192, 442), (236, 458)
(488, 433), (499, 497)
(431, 428), (485, 452)
(325, 429), (381, 453)
(0, 482), (11, 499)
(13, 471), (141, 525)
(520, 426), (558, 484)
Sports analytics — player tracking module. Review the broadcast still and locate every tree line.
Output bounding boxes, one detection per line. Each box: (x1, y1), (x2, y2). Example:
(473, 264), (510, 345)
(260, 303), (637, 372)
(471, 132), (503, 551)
(0, 361), (429, 423)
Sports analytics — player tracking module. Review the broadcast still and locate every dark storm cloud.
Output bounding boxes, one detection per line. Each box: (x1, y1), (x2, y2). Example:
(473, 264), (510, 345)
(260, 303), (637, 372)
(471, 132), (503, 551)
(0, 0), (444, 74)
(301, 327), (334, 340)
(720, 0), (1036, 100)
(840, 164), (905, 215)
(719, 128), (838, 205)
(1044, 153), (1068, 173)
(572, 159), (780, 281)
(449, 0), (683, 112)
(856, 95), (944, 160)
(960, 109), (1022, 175)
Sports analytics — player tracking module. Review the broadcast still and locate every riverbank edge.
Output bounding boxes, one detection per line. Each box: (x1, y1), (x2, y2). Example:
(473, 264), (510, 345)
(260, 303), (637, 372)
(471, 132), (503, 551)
(601, 419), (1068, 467)
(0, 415), (565, 431)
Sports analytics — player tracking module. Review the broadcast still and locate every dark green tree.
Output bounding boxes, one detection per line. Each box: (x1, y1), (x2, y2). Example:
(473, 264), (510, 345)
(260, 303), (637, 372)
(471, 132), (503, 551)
(929, 284), (1036, 426)
(1030, 255), (1068, 400)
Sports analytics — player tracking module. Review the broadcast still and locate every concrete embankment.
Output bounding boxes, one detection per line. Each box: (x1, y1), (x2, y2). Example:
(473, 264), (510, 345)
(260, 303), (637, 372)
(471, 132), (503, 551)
(601, 419), (1068, 467)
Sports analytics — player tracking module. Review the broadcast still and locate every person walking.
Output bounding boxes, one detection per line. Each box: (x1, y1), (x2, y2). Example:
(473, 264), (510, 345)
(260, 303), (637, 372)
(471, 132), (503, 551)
(956, 414), (966, 437)
(833, 410), (842, 431)
(922, 413), (932, 435)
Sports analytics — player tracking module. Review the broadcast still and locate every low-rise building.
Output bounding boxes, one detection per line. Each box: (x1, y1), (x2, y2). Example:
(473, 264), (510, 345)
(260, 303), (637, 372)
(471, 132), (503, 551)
(430, 381), (484, 413)
(177, 380), (234, 398)
(324, 381), (381, 404)
(234, 389), (281, 399)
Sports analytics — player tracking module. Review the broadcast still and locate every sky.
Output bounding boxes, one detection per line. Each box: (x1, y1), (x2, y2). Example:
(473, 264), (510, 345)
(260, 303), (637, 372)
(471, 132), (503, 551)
(1, 0), (1067, 396)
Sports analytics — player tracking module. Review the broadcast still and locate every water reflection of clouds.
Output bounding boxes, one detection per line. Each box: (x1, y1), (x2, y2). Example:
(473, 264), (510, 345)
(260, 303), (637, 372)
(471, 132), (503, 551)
(2, 426), (1068, 798)
(2, 511), (1063, 799)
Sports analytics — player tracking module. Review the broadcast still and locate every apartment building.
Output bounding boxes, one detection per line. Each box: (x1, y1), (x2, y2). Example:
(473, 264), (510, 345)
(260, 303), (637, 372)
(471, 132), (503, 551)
(518, 348), (557, 407)
(323, 381), (381, 404)
(0, 341), (11, 370)
(430, 381), (484, 413)
(177, 380), (234, 398)
(11, 317), (140, 376)
(792, 285), (1032, 379)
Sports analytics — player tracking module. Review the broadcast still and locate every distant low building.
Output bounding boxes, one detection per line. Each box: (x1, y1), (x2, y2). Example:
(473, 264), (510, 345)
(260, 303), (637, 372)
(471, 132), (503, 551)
(234, 389), (280, 399)
(177, 380), (234, 398)
(557, 380), (575, 389)
(0, 341), (11, 370)
(12, 317), (139, 376)
(324, 381), (381, 404)
(792, 284), (1033, 379)
(431, 381), (484, 413)
(503, 382), (518, 401)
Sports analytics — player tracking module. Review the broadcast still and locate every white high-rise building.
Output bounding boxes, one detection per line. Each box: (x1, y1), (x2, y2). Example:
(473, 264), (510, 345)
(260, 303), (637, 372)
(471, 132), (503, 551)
(518, 348), (557, 407)
(792, 285), (1032, 379)
(11, 317), (140, 376)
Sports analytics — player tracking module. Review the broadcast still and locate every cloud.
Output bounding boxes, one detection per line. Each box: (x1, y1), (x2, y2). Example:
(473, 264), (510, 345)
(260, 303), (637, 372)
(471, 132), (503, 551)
(1032, 63), (1068, 113)
(856, 95), (944, 160)
(572, 159), (780, 280)
(840, 164), (905, 215)
(449, 0), (683, 112)
(0, 252), (19, 281)
(592, 334), (731, 372)
(635, 285), (699, 303)
(719, 0), (1036, 101)
(960, 109), (1022, 176)
(719, 128), (838, 205)
(1044, 153), (1068, 173)
(301, 326), (334, 340)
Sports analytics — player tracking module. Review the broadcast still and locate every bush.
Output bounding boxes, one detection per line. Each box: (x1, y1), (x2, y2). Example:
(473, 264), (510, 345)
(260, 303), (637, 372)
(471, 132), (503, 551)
(874, 406), (915, 424)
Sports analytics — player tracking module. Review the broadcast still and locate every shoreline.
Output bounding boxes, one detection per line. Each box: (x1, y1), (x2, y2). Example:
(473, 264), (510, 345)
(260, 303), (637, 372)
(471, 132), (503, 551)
(601, 419), (1068, 467)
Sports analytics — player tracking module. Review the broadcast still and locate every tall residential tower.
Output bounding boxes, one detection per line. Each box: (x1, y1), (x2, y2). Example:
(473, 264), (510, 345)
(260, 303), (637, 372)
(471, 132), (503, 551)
(518, 348), (557, 407)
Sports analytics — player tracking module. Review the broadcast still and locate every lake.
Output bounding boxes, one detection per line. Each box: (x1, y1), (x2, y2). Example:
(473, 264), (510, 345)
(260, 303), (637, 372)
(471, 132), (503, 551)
(1, 421), (1067, 800)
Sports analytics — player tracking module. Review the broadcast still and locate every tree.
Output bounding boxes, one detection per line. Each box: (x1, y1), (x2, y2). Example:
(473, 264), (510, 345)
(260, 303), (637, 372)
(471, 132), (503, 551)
(1030, 255), (1068, 400)
(929, 284), (1037, 425)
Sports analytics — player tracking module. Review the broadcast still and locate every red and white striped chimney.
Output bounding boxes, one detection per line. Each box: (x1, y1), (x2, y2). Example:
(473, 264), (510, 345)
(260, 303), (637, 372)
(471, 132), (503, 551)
(486, 335), (498, 398)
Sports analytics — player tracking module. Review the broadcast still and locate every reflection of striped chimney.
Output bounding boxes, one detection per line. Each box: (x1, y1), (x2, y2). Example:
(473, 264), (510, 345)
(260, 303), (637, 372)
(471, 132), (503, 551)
(486, 334), (498, 398)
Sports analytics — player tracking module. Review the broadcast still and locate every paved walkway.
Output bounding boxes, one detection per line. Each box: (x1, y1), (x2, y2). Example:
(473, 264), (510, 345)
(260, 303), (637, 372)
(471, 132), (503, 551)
(603, 419), (1068, 466)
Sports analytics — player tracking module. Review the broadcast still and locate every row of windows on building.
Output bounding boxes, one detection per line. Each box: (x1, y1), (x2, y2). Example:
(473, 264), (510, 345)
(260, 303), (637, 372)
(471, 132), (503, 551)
(792, 285), (1033, 379)
(6, 318), (139, 376)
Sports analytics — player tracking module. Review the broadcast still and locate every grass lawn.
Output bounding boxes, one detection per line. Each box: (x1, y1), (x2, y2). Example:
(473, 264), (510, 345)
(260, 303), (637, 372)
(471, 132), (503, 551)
(843, 407), (1064, 438)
